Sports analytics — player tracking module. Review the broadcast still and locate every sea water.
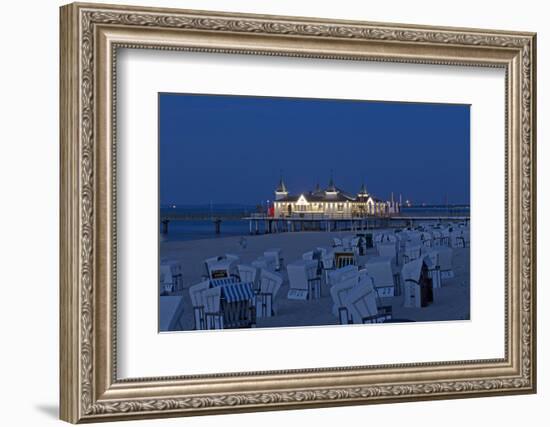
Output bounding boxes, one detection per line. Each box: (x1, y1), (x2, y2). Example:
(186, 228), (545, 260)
(160, 219), (250, 242)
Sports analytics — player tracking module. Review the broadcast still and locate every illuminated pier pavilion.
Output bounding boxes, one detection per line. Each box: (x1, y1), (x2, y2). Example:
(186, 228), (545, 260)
(273, 175), (400, 219)
(244, 175), (402, 235)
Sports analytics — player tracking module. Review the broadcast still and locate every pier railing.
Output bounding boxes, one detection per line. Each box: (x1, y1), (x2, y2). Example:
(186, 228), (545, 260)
(245, 213), (391, 220)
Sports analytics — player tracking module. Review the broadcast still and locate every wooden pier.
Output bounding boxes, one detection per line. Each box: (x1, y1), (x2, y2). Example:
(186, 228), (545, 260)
(160, 215), (225, 234)
(159, 212), (469, 235)
(242, 214), (470, 235)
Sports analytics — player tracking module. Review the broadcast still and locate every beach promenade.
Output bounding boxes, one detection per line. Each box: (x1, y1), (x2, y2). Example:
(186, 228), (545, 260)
(160, 230), (470, 331)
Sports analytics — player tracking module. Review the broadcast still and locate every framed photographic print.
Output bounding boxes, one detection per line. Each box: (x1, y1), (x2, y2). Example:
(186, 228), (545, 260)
(60, 2), (537, 423)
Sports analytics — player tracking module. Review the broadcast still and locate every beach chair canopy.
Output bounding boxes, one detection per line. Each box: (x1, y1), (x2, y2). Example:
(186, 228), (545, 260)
(402, 256), (434, 283)
(206, 256), (238, 279)
(218, 282), (255, 303)
(328, 264), (359, 286)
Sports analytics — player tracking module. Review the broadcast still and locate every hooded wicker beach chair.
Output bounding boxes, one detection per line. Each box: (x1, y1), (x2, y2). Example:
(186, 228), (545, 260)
(257, 269), (284, 318)
(189, 280), (211, 330)
(329, 277), (358, 324)
(343, 277), (392, 324)
(203, 287), (224, 330)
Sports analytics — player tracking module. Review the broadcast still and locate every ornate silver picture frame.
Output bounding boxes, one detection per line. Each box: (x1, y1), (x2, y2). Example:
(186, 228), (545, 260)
(60, 2), (536, 423)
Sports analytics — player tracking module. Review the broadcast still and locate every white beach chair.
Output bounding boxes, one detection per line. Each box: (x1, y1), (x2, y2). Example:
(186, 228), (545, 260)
(437, 247), (454, 279)
(402, 257), (434, 308)
(203, 287), (224, 330)
(420, 249), (442, 288)
(329, 277), (358, 324)
(342, 236), (354, 251)
(320, 250), (335, 270)
(257, 270), (284, 318)
(203, 256), (220, 279)
(395, 231), (408, 252)
(302, 249), (324, 279)
(364, 256), (398, 297)
(431, 230), (446, 247)
(319, 250), (335, 284)
(237, 264), (259, 292)
(343, 278), (392, 324)
(189, 280), (211, 330)
(442, 228), (453, 246)
(461, 230), (470, 248)
(160, 259), (183, 291)
(251, 255), (277, 272)
(287, 259), (321, 300)
(159, 264), (175, 294)
(316, 246), (330, 257)
(351, 236), (367, 256)
(454, 229), (470, 248)
(376, 233), (396, 244)
(420, 232), (433, 248)
(264, 248), (283, 271)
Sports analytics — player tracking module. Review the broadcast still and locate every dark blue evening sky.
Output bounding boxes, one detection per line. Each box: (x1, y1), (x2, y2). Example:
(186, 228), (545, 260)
(159, 93), (470, 206)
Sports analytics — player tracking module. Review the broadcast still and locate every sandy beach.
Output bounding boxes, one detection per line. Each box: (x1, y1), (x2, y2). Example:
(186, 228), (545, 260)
(161, 229), (470, 331)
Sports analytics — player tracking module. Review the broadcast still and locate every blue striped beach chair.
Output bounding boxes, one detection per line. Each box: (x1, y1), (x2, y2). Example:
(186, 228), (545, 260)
(211, 279), (255, 328)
